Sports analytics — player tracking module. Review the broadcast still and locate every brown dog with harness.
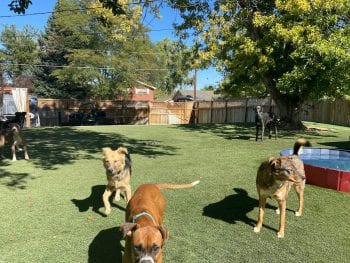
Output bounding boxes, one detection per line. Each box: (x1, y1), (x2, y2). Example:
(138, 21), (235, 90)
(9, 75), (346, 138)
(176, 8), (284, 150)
(254, 138), (311, 238)
(120, 180), (199, 263)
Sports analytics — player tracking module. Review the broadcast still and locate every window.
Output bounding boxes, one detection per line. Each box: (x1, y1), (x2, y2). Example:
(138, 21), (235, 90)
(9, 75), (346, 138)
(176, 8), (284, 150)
(135, 88), (149, 95)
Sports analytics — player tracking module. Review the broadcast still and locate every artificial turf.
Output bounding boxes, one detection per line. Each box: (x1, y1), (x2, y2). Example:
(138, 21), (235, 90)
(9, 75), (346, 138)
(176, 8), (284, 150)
(0, 122), (349, 262)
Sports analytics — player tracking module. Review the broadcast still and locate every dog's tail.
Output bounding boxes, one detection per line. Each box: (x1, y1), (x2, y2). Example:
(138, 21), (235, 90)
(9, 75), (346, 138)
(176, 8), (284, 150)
(155, 180), (200, 190)
(293, 138), (311, 155)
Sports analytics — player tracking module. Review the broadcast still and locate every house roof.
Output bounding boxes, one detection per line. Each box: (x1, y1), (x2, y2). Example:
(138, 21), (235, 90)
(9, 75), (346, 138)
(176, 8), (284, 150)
(136, 80), (157, 90)
(174, 90), (217, 101)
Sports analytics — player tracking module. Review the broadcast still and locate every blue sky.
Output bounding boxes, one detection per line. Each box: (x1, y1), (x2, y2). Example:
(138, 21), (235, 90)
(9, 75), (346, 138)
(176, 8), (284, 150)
(0, 0), (222, 90)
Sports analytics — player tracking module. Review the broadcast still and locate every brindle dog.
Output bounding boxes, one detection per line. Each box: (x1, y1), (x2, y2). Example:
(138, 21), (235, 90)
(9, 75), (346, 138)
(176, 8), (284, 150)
(254, 105), (279, 141)
(101, 146), (132, 216)
(254, 138), (311, 238)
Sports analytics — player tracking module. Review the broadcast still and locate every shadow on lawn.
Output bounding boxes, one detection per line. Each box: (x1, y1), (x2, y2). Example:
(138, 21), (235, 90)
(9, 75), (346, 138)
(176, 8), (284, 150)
(0, 165), (34, 189)
(88, 226), (123, 263)
(172, 123), (336, 141)
(71, 185), (126, 217)
(203, 188), (277, 231)
(173, 124), (256, 140)
(23, 126), (177, 170)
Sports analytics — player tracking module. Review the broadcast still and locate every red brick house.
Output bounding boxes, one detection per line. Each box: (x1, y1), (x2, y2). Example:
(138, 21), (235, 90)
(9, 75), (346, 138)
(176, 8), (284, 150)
(126, 81), (156, 101)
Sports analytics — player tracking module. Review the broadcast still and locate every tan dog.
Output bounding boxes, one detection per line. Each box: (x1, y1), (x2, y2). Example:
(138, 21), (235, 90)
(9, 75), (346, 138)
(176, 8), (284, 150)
(102, 146), (132, 216)
(254, 138), (311, 238)
(120, 180), (200, 263)
(0, 123), (29, 161)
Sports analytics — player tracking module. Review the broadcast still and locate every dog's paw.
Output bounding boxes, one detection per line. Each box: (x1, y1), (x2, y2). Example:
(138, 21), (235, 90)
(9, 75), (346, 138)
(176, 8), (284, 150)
(112, 199), (120, 205)
(295, 211), (302, 217)
(253, 227), (261, 233)
(275, 208), (280, 215)
(277, 232), (284, 238)
(99, 207), (111, 216)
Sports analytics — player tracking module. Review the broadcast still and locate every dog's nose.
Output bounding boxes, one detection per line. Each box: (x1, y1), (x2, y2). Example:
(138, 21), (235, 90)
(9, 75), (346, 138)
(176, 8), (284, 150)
(108, 166), (114, 173)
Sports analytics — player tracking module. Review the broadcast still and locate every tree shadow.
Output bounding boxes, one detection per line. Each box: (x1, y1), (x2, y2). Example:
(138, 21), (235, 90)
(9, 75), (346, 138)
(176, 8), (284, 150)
(172, 123), (333, 141)
(202, 188), (277, 231)
(173, 123), (256, 140)
(0, 165), (34, 189)
(71, 185), (126, 217)
(88, 226), (123, 263)
(23, 127), (178, 170)
(174, 123), (337, 141)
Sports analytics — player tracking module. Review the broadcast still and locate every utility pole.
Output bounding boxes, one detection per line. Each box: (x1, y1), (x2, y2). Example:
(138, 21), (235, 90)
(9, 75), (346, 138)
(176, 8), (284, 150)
(0, 71), (3, 116)
(193, 68), (197, 101)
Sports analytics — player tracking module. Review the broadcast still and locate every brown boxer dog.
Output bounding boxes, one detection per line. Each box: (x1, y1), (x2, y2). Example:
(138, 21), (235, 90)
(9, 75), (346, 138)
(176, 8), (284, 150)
(254, 138), (311, 238)
(120, 180), (200, 263)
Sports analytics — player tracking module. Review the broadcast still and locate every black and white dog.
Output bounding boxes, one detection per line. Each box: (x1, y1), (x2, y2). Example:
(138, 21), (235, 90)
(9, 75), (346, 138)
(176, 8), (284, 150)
(254, 106), (279, 141)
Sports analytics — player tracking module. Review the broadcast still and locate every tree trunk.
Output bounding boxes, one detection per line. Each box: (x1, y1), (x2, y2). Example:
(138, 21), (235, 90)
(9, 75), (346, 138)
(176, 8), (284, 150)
(263, 75), (305, 130)
(273, 95), (305, 130)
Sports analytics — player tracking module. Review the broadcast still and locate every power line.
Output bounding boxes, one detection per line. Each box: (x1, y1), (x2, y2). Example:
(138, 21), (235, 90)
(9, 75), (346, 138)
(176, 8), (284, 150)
(0, 1), (157, 18)
(0, 6), (104, 18)
(0, 42), (174, 55)
(0, 62), (168, 71)
(0, 27), (174, 36)
(0, 1), (204, 19)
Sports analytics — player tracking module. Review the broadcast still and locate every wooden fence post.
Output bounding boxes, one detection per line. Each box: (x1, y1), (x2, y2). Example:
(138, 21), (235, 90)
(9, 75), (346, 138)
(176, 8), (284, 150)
(26, 92), (30, 128)
(244, 98), (249, 126)
(224, 99), (228, 123)
(210, 100), (214, 124)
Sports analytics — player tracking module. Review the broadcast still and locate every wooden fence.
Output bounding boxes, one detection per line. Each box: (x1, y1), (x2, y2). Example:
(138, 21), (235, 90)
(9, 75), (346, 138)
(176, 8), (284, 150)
(193, 98), (277, 124)
(300, 99), (350, 127)
(35, 98), (350, 127)
(37, 99), (193, 126)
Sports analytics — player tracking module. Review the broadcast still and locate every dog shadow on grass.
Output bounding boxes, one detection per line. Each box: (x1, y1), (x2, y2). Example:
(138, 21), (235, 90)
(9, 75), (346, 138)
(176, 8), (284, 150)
(71, 185), (126, 217)
(88, 226), (123, 263)
(203, 188), (277, 231)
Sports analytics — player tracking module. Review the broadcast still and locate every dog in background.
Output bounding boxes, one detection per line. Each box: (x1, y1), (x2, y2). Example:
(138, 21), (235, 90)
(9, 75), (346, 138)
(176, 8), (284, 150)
(120, 180), (200, 263)
(101, 146), (132, 216)
(254, 138), (311, 238)
(254, 105), (279, 141)
(0, 123), (29, 161)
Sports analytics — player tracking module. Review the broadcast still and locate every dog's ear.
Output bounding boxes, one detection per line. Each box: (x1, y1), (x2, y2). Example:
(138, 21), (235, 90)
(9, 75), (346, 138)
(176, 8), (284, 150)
(102, 147), (112, 155)
(268, 157), (280, 169)
(117, 147), (128, 155)
(158, 226), (169, 242)
(120, 223), (138, 238)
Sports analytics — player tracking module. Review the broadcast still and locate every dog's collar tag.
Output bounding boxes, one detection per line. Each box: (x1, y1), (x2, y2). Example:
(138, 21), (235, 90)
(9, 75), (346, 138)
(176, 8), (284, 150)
(132, 211), (156, 224)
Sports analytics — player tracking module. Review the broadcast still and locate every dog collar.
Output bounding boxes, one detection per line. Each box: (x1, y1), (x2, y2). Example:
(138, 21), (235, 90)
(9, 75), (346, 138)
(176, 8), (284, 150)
(132, 211), (156, 224)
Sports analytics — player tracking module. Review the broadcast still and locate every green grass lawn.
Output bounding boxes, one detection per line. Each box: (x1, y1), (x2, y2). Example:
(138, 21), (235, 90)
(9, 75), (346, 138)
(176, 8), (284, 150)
(0, 122), (349, 262)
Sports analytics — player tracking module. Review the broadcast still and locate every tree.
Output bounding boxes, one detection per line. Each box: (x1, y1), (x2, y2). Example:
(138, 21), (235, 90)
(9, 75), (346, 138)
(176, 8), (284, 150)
(34, 0), (94, 98)
(155, 38), (193, 93)
(168, 0), (350, 128)
(0, 25), (39, 83)
(34, 0), (168, 99)
(8, 0), (148, 14)
(7, 0), (209, 98)
(8, 0), (32, 14)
